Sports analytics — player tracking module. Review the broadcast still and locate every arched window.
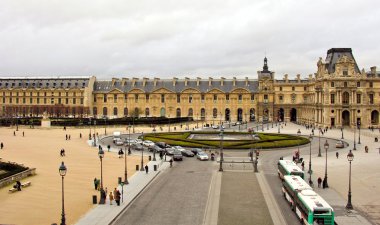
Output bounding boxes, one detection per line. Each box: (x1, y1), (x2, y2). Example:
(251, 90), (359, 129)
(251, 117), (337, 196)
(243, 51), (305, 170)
(124, 107), (128, 116)
(176, 108), (181, 118)
(188, 108), (193, 117)
(113, 107), (118, 116)
(213, 108), (217, 118)
(342, 92), (350, 104)
(145, 108), (150, 117)
(93, 107), (97, 116)
(103, 107), (107, 116)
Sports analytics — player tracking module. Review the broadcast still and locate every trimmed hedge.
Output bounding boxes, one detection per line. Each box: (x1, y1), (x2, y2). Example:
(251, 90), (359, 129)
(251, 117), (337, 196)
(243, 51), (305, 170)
(0, 162), (29, 180)
(143, 131), (310, 149)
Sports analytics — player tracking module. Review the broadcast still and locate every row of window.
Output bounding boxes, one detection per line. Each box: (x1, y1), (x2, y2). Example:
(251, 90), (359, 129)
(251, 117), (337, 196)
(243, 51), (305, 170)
(0, 82), (86, 88)
(330, 93), (374, 104)
(278, 86), (307, 91)
(96, 93), (256, 103)
(330, 81), (373, 88)
(2, 97), (84, 105)
(0, 91), (83, 97)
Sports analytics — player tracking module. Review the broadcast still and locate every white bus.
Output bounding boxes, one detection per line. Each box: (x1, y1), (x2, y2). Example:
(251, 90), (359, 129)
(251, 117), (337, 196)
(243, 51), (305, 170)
(283, 175), (335, 225)
(278, 160), (305, 180)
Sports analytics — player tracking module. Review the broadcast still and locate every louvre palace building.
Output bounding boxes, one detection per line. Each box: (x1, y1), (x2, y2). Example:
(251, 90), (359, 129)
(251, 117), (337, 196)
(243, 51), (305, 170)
(0, 48), (379, 128)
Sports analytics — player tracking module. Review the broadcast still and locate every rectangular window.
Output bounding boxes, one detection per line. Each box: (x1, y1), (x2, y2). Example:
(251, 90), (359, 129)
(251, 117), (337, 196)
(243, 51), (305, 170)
(44, 98), (47, 104)
(80, 98), (83, 105)
(23, 98), (25, 104)
(37, 98), (40, 104)
(369, 94), (374, 104)
(304, 86), (307, 91)
(226, 94), (229, 101)
(213, 94), (217, 101)
(264, 95), (268, 100)
(30, 98), (32, 104)
(2, 98), (5, 103)
(189, 94), (193, 103)
(370, 82), (373, 88)
(51, 98), (54, 104)
(201, 94), (205, 101)
(103, 94), (107, 103)
(292, 86), (295, 91)
(330, 94), (335, 104)
(94, 96), (97, 102)
(10, 98), (12, 104)
(125, 94), (128, 102)
(177, 94), (180, 103)
(16, 98), (19, 104)
(161, 94), (165, 103)
(135, 94), (139, 103)
(65, 98), (68, 104)
(145, 94), (149, 102)
(279, 87), (282, 91)
(58, 98), (61, 104)
(343, 70), (348, 76)
(331, 82), (335, 87)
(73, 98), (76, 104)
(251, 94), (254, 100)
(238, 94), (242, 101)
(114, 94), (117, 103)
(357, 82), (361, 87)
(357, 94), (361, 104)
(279, 96), (283, 101)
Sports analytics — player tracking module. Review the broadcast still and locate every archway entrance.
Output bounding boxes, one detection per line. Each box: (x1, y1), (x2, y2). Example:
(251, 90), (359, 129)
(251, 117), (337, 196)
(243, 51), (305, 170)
(278, 108), (284, 122)
(249, 108), (255, 121)
(237, 108), (243, 122)
(225, 108), (230, 122)
(371, 110), (379, 124)
(342, 110), (350, 126)
(290, 108), (297, 122)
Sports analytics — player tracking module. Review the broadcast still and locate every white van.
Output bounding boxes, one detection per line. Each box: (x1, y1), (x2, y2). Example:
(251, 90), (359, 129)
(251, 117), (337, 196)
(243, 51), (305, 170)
(113, 131), (121, 143)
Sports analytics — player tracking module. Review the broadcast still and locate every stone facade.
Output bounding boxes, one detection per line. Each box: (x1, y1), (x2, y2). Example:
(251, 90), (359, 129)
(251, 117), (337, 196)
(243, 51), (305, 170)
(1, 48), (379, 128)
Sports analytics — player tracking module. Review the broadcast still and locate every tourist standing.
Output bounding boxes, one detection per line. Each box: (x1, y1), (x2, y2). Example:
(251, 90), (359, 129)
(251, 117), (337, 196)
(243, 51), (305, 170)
(109, 191), (114, 205)
(94, 178), (98, 190)
(145, 165), (149, 174)
(317, 177), (322, 188)
(1, 142), (3, 149)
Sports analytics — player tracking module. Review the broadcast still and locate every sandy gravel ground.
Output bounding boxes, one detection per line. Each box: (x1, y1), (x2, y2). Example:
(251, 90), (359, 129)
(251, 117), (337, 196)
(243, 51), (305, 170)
(0, 126), (145, 225)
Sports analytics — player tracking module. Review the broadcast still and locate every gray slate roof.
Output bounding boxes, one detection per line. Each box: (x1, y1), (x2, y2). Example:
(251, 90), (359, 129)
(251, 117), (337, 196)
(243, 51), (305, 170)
(325, 48), (360, 74)
(0, 77), (90, 89)
(94, 79), (259, 93)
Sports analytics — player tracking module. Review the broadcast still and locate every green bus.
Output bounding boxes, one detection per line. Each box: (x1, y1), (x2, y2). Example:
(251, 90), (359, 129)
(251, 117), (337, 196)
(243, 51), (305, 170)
(283, 175), (335, 225)
(278, 159), (305, 180)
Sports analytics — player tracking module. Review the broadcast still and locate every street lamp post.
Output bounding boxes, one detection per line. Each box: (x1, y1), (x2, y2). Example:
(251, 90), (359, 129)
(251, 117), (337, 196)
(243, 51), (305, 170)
(93, 121), (97, 146)
(262, 121), (264, 131)
(104, 117), (107, 135)
(59, 162), (67, 225)
(196, 113), (199, 128)
(98, 148), (105, 204)
(120, 181), (124, 203)
(318, 128), (322, 157)
(297, 129), (301, 158)
(308, 134), (313, 186)
(168, 114), (171, 132)
(353, 123), (357, 150)
(346, 150), (354, 210)
(125, 124), (131, 184)
(358, 123), (361, 144)
(341, 127), (344, 139)
(219, 129), (224, 172)
(140, 132), (145, 171)
(89, 118), (92, 140)
(323, 140), (329, 188)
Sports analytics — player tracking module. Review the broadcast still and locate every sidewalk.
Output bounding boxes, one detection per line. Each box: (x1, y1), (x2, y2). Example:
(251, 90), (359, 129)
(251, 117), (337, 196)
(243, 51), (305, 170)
(260, 122), (378, 225)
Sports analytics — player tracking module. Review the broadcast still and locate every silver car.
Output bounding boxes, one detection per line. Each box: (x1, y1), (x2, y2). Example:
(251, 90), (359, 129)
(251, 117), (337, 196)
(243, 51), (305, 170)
(335, 141), (345, 148)
(197, 152), (209, 161)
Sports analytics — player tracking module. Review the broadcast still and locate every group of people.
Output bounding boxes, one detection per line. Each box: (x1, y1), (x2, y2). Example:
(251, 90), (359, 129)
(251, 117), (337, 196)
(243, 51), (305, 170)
(65, 134), (71, 140)
(60, 148), (66, 157)
(108, 188), (121, 206)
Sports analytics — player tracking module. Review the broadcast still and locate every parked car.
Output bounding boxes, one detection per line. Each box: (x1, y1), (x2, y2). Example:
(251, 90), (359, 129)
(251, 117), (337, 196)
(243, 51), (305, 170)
(135, 139), (143, 144)
(191, 148), (203, 155)
(148, 145), (163, 153)
(156, 142), (170, 149)
(114, 138), (124, 146)
(125, 139), (137, 145)
(197, 152), (209, 161)
(166, 147), (176, 155)
(173, 146), (186, 152)
(172, 150), (183, 161)
(143, 140), (155, 147)
(131, 143), (144, 151)
(181, 150), (195, 157)
(336, 141), (345, 148)
(212, 125), (219, 129)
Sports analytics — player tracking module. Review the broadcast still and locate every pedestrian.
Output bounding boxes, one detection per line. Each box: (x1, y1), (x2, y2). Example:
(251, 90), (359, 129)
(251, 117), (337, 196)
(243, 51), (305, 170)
(16, 181), (22, 191)
(80, 133), (82, 138)
(64, 126), (66, 131)
(66, 134), (68, 140)
(22, 131), (24, 137)
(1, 142), (3, 149)
(317, 177), (322, 188)
(336, 152), (339, 159)
(109, 191), (114, 205)
(365, 146), (368, 153)
(114, 188), (121, 206)
(94, 178), (98, 190)
(159, 151), (163, 160)
(169, 159), (173, 168)
(301, 161), (305, 171)
(13, 131), (16, 136)
(68, 135), (71, 140)
(107, 145), (111, 152)
(145, 165), (149, 174)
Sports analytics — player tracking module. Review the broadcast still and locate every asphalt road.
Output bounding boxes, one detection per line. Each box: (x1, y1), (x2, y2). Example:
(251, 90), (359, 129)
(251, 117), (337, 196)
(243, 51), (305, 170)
(112, 155), (216, 225)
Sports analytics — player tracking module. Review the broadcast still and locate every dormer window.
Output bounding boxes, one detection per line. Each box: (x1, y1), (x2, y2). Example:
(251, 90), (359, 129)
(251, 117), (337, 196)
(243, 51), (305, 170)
(343, 69), (348, 76)
(292, 86), (295, 91)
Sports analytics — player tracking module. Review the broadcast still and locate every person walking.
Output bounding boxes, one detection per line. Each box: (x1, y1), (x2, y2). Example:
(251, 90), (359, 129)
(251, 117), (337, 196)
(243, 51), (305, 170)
(145, 165), (149, 174)
(80, 133), (82, 138)
(109, 191), (114, 205)
(94, 178), (98, 190)
(22, 131), (24, 137)
(68, 135), (71, 140)
(317, 177), (322, 188)
(66, 134), (68, 140)
(301, 161), (305, 171)
(365, 146), (369, 153)
(336, 152), (339, 159)
(169, 159), (173, 168)
(13, 131), (16, 136)
(1, 142), (3, 149)
(114, 188), (121, 206)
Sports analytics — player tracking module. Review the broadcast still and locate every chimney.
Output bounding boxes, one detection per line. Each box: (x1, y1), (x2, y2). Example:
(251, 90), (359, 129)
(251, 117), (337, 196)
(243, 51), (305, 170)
(208, 77), (213, 86)
(245, 77), (249, 86)
(185, 77), (190, 86)
(296, 74), (300, 82)
(233, 77), (236, 86)
(197, 77), (201, 86)
(121, 78), (128, 86)
(371, 66), (377, 74)
(111, 78), (118, 86)
(172, 77), (178, 86)
(153, 77), (160, 87)
(143, 77), (149, 87)
(284, 74), (288, 82)
(220, 77), (225, 86)
(132, 77), (138, 87)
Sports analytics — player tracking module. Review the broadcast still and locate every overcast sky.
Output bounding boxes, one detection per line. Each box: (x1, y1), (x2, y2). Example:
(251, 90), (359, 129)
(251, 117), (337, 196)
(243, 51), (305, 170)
(1, 0), (379, 79)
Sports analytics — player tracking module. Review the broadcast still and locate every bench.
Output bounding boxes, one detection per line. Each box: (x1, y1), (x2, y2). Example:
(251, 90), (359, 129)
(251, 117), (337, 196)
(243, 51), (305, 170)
(8, 181), (32, 193)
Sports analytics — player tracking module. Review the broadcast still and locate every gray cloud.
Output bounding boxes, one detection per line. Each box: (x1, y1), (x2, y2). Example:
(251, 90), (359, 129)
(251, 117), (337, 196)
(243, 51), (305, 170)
(0, 0), (379, 79)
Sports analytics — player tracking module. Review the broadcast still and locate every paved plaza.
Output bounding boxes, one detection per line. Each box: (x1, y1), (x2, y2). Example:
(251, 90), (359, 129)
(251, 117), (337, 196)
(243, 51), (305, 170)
(0, 121), (379, 225)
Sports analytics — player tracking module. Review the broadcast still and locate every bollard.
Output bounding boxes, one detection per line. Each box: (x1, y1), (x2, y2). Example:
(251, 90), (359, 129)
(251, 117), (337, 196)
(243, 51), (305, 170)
(149, 155), (152, 161)
(136, 165), (139, 171)
(92, 195), (97, 204)
(118, 177), (122, 184)
(154, 164), (157, 171)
